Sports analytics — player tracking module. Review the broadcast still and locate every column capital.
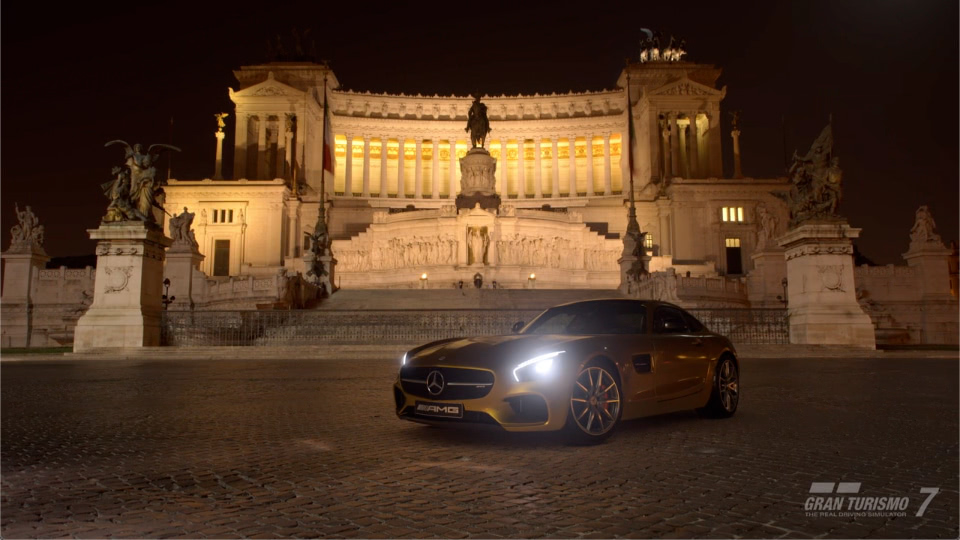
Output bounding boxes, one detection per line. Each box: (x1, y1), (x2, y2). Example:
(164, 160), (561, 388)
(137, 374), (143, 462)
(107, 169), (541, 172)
(363, 135), (371, 142)
(414, 136), (424, 143)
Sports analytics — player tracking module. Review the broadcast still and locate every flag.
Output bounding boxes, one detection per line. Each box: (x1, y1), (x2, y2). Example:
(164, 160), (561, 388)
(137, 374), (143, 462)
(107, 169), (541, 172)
(322, 82), (335, 175)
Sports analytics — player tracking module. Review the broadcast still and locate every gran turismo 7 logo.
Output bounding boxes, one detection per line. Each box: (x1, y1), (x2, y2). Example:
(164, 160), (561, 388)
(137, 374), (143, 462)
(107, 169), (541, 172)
(804, 482), (940, 518)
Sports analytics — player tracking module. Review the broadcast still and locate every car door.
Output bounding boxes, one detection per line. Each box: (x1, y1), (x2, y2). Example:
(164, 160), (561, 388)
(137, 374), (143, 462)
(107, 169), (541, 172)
(652, 305), (709, 401)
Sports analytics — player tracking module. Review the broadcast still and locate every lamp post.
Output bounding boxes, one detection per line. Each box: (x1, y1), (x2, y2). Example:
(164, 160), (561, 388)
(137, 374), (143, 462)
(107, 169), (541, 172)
(528, 273), (536, 289)
(162, 278), (176, 310)
(776, 277), (788, 307)
(420, 272), (428, 289)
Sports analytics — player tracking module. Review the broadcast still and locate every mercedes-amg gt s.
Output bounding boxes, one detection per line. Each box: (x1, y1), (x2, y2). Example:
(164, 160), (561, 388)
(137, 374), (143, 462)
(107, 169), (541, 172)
(393, 299), (740, 443)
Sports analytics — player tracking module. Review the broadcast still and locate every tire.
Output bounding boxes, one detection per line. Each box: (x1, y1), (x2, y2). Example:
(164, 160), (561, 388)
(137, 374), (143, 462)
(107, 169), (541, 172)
(563, 360), (622, 445)
(697, 355), (739, 418)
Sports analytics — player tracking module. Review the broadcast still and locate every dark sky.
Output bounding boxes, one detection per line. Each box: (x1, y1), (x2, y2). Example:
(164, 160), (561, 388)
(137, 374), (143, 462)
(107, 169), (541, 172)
(2, 0), (957, 264)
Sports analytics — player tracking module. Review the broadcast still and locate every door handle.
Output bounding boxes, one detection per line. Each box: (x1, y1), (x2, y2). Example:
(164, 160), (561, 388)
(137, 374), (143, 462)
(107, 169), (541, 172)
(692, 338), (703, 346)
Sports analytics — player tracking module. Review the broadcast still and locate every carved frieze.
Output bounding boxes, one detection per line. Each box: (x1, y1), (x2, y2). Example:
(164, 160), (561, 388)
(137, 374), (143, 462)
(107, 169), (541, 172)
(103, 266), (133, 294)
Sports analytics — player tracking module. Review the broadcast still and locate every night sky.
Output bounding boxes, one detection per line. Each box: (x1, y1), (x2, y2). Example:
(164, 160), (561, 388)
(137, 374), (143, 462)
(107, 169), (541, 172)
(2, 0), (957, 264)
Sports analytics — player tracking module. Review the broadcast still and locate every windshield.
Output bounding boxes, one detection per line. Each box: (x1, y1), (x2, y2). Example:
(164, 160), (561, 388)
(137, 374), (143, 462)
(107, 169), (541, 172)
(521, 301), (647, 335)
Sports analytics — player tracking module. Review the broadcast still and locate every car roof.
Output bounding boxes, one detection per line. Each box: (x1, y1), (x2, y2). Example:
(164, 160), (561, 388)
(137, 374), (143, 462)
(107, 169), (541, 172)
(550, 298), (687, 311)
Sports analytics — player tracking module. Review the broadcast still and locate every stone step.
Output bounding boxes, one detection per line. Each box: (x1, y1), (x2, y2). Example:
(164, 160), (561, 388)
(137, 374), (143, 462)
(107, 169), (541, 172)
(317, 288), (626, 310)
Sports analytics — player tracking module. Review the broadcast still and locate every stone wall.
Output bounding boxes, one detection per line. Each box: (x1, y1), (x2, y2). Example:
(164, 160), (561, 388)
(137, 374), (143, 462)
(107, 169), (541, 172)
(855, 264), (958, 345)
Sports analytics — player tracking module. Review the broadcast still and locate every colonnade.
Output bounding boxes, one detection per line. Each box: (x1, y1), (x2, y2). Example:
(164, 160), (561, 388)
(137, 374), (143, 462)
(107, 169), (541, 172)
(233, 113), (300, 181)
(660, 111), (716, 179)
(335, 133), (626, 199)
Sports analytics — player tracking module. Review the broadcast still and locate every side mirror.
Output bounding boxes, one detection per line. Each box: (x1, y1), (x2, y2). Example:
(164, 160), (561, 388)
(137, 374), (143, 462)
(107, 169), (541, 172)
(511, 321), (525, 334)
(662, 319), (682, 333)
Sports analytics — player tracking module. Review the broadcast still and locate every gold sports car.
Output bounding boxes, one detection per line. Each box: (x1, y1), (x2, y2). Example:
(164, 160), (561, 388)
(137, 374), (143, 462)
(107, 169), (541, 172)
(393, 299), (740, 443)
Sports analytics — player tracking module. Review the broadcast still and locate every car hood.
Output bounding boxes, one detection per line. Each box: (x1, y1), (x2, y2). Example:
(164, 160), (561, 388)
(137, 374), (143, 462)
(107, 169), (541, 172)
(408, 334), (591, 370)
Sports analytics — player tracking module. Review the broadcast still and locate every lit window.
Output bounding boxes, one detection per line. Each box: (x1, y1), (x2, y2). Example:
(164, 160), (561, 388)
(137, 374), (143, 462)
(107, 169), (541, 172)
(721, 206), (744, 222)
(725, 238), (741, 248)
(643, 234), (653, 249)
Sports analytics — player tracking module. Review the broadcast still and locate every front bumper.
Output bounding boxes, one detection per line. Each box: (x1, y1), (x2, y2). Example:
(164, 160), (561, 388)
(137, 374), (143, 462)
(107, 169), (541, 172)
(393, 366), (575, 432)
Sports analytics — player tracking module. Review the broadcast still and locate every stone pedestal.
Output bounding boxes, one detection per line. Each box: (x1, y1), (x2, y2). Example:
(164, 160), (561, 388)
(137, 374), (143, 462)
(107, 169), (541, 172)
(74, 223), (172, 351)
(456, 148), (501, 211)
(303, 252), (336, 298)
(902, 240), (957, 344)
(164, 245), (205, 310)
(1, 245), (50, 347)
(778, 221), (876, 348)
(747, 247), (787, 307)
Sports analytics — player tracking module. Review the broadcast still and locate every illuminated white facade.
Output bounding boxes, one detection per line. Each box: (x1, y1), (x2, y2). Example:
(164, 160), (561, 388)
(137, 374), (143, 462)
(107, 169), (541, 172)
(164, 60), (791, 288)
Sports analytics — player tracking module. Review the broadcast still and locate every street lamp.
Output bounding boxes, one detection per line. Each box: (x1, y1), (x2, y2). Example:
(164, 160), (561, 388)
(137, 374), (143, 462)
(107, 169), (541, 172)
(528, 273), (536, 289)
(776, 277), (788, 307)
(420, 272), (428, 289)
(162, 278), (176, 310)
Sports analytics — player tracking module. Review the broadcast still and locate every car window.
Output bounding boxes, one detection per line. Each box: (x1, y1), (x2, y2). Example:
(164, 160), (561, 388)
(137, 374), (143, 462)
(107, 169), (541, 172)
(682, 311), (705, 332)
(523, 302), (646, 335)
(525, 310), (577, 334)
(653, 306), (689, 334)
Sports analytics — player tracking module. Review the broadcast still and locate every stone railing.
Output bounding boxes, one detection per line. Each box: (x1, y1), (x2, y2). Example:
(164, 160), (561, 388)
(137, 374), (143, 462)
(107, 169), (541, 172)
(630, 269), (749, 308)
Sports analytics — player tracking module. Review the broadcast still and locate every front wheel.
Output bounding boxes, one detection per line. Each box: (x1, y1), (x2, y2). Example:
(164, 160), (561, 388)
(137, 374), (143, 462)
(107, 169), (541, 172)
(698, 356), (739, 418)
(563, 362), (622, 444)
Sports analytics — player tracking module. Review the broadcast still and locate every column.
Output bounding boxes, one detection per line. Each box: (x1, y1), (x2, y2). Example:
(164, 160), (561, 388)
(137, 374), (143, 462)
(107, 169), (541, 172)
(688, 113), (700, 178)
(414, 138), (423, 199)
(551, 138), (560, 197)
(283, 120), (294, 182)
(276, 115), (288, 180)
(679, 121), (690, 178)
(707, 111), (723, 177)
(660, 120), (671, 179)
(585, 135), (594, 196)
(396, 138), (405, 197)
(233, 113), (248, 179)
(567, 134), (577, 196)
(343, 135), (353, 196)
(498, 138), (508, 196)
(361, 136), (371, 197)
(449, 139), (457, 198)
(379, 136), (388, 198)
(731, 129), (743, 179)
(214, 131), (226, 179)
(257, 116), (268, 179)
(431, 139), (440, 199)
(602, 133), (612, 196)
(533, 137), (543, 198)
(670, 113), (680, 178)
(516, 137), (526, 199)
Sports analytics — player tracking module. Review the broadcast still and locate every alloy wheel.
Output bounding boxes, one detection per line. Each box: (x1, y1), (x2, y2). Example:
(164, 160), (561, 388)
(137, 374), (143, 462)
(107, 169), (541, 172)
(718, 360), (739, 412)
(570, 366), (621, 435)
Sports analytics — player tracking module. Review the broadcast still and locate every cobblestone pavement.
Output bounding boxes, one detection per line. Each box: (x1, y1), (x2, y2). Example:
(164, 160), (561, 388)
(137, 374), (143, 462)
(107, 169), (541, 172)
(2, 356), (957, 539)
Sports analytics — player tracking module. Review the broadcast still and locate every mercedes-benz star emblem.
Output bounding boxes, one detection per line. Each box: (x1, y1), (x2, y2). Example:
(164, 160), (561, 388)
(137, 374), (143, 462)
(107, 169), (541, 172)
(426, 370), (445, 396)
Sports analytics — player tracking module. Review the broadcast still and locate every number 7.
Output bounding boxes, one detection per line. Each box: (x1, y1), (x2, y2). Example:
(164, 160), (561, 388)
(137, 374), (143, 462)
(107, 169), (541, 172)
(916, 487), (939, 517)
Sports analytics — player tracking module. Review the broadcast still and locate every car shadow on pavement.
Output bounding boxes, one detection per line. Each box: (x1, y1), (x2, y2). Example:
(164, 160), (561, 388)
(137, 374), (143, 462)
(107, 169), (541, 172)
(398, 410), (705, 447)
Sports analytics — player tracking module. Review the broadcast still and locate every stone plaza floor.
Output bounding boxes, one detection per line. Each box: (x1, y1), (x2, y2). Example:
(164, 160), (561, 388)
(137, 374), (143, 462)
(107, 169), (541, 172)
(1, 354), (957, 539)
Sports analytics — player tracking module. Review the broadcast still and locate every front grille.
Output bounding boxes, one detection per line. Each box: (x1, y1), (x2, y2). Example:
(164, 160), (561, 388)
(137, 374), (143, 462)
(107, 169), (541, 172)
(399, 366), (495, 400)
(400, 406), (500, 425)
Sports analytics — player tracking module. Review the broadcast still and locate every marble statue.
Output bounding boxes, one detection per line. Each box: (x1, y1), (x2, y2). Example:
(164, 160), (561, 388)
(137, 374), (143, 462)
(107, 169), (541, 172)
(465, 93), (491, 148)
(168, 206), (198, 249)
(780, 124), (842, 226)
(102, 140), (180, 224)
(468, 226), (489, 265)
(9, 203), (44, 249)
(909, 205), (942, 245)
(754, 203), (779, 250)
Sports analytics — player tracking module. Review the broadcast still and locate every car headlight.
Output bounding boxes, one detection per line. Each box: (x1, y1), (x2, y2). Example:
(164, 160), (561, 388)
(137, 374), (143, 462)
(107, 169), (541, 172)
(512, 351), (565, 382)
(401, 352), (407, 366)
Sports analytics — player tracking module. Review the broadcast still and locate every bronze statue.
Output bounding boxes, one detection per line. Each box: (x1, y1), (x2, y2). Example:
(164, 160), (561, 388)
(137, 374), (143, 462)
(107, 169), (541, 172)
(214, 113), (229, 132)
(465, 93), (491, 149)
(778, 124), (842, 226)
(102, 140), (180, 224)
